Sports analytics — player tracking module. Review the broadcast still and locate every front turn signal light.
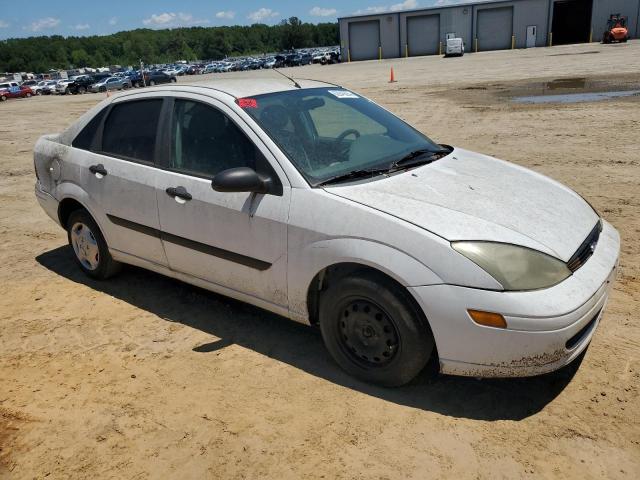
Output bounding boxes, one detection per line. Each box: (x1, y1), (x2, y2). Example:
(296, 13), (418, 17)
(468, 310), (507, 329)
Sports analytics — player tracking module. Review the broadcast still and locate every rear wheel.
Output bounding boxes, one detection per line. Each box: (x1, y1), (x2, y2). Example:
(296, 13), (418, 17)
(319, 272), (434, 386)
(25, 92), (32, 98)
(67, 209), (121, 280)
(149, 80), (156, 86)
(78, 86), (86, 94)
(170, 77), (177, 83)
(64, 87), (70, 95)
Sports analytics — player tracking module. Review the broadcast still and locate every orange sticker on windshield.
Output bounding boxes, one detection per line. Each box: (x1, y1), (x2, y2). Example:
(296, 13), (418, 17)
(237, 98), (258, 108)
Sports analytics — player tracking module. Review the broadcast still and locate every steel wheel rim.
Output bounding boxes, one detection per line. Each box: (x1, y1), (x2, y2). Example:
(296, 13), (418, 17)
(70, 222), (100, 271)
(337, 298), (400, 367)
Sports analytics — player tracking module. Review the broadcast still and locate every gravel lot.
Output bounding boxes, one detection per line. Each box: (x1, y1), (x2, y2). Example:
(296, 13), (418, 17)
(1, 40), (639, 479)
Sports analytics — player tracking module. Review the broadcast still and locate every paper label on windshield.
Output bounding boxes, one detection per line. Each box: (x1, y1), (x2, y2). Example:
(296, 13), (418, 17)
(328, 90), (359, 99)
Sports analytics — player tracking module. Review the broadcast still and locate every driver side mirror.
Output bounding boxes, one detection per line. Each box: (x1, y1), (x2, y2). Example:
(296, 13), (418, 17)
(211, 167), (273, 194)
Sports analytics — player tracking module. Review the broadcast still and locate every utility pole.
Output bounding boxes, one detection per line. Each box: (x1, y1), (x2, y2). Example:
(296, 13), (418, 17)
(140, 59), (146, 87)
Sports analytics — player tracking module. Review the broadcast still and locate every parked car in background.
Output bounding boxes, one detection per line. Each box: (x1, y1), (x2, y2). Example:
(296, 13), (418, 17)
(312, 52), (329, 64)
(90, 76), (131, 93)
(145, 70), (177, 86)
(63, 75), (97, 94)
(21, 79), (39, 90)
(29, 80), (48, 95)
(0, 81), (21, 92)
(55, 78), (76, 95)
(41, 80), (59, 95)
(285, 54), (302, 67)
(0, 85), (33, 101)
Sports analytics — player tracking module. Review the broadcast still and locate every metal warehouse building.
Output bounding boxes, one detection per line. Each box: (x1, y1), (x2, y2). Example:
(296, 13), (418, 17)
(339, 0), (640, 60)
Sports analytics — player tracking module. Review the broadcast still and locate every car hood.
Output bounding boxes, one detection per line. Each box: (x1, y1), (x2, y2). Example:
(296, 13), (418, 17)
(324, 148), (598, 261)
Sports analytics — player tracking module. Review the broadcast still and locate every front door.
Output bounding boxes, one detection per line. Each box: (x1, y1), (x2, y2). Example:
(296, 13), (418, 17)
(526, 25), (537, 48)
(154, 95), (290, 308)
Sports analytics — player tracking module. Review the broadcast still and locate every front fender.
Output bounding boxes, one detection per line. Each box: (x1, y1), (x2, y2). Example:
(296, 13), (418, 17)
(287, 237), (443, 322)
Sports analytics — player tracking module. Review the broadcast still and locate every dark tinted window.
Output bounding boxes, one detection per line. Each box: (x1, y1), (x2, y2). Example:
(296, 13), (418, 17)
(170, 100), (262, 177)
(102, 99), (162, 162)
(72, 107), (108, 151)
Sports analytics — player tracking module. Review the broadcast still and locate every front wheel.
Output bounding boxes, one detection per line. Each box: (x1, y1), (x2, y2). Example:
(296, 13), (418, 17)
(79, 86), (86, 94)
(149, 80), (155, 86)
(67, 209), (121, 280)
(319, 272), (435, 386)
(25, 92), (32, 98)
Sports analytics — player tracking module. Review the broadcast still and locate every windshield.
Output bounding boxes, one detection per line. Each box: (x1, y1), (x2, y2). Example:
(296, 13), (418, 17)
(241, 87), (442, 185)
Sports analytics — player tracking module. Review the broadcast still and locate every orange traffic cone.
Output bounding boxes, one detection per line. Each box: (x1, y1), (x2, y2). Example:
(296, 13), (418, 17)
(389, 67), (397, 83)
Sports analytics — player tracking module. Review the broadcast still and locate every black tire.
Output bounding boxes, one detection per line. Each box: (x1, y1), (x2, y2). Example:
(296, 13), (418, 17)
(36, 90), (42, 95)
(66, 209), (121, 280)
(122, 83), (129, 89)
(79, 86), (86, 94)
(319, 272), (434, 387)
(170, 77), (177, 83)
(99, 86), (106, 93)
(64, 87), (70, 95)
(0, 95), (6, 102)
(149, 80), (155, 86)
(25, 92), (32, 98)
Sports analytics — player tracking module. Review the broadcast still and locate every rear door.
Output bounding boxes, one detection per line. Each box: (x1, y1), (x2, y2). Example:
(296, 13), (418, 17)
(69, 96), (168, 266)
(153, 94), (290, 307)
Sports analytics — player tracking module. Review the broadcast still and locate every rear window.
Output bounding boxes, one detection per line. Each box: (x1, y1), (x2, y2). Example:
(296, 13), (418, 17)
(101, 99), (163, 163)
(72, 107), (108, 151)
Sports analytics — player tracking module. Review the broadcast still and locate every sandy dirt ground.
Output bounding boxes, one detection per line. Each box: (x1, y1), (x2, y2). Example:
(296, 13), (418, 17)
(1, 41), (639, 479)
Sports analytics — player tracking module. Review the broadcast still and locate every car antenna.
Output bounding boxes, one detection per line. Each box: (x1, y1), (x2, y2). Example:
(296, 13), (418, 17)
(273, 68), (301, 89)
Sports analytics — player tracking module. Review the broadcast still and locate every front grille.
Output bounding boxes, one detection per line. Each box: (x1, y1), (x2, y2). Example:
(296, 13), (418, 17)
(567, 220), (602, 272)
(565, 308), (601, 350)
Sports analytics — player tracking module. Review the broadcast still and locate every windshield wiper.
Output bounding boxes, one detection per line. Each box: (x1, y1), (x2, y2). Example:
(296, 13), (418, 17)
(390, 148), (451, 170)
(317, 167), (391, 186)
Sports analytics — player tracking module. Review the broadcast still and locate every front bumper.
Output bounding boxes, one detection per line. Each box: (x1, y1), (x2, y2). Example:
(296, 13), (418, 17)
(410, 220), (620, 377)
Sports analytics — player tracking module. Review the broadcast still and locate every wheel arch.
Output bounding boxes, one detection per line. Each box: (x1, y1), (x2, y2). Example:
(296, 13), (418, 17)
(306, 261), (441, 369)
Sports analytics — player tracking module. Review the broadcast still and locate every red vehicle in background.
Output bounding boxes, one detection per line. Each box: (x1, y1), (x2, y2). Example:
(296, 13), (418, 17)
(0, 85), (33, 101)
(603, 14), (629, 43)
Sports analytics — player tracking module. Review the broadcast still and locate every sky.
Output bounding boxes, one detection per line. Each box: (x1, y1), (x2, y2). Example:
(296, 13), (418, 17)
(0, 0), (472, 40)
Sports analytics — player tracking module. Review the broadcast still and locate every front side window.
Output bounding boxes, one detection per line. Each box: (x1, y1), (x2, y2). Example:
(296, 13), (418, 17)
(169, 99), (263, 178)
(102, 99), (162, 162)
(241, 88), (442, 185)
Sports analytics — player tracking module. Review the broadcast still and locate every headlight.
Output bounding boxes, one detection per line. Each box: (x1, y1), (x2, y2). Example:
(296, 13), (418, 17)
(451, 242), (571, 291)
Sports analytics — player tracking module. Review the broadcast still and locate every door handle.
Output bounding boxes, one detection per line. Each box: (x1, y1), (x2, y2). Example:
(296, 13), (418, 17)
(89, 164), (108, 176)
(166, 186), (192, 201)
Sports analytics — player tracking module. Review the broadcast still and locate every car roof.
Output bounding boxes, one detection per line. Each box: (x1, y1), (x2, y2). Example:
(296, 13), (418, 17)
(164, 78), (338, 98)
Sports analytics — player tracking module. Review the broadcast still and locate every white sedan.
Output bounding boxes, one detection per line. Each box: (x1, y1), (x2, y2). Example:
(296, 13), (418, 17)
(33, 79), (619, 386)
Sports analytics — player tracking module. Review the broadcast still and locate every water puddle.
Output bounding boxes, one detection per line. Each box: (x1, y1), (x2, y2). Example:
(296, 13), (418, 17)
(513, 90), (640, 104)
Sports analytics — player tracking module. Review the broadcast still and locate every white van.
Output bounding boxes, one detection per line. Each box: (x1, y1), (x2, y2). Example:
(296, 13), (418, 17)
(445, 38), (464, 57)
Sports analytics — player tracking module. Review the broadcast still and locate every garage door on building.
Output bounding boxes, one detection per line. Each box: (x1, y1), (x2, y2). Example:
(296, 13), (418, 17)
(349, 20), (380, 61)
(477, 7), (514, 51)
(407, 15), (440, 56)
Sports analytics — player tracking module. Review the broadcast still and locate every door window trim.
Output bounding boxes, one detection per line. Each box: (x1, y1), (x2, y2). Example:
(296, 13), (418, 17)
(158, 96), (284, 194)
(78, 97), (166, 167)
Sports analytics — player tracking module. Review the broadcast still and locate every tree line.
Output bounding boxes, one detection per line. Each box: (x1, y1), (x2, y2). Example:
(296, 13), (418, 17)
(0, 17), (339, 73)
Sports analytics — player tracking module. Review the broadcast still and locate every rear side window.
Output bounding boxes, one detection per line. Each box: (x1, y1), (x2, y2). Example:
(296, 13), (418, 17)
(72, 107), (108, 151)
(102, 99), (163, 163)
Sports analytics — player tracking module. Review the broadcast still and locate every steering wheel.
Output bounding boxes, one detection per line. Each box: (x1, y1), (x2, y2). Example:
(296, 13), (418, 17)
(334, 129), (361, 147)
